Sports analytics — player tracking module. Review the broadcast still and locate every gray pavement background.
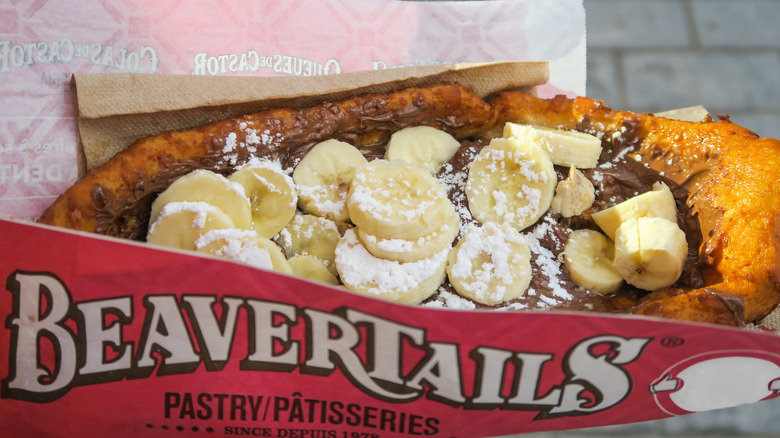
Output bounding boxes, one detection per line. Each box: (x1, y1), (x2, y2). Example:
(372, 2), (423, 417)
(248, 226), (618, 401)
(585, 0), (780, 140)
(511, 1), (780, 437)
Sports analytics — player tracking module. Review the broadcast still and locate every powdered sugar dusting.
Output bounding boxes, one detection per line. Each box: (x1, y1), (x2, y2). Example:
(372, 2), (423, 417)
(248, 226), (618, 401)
(236, 158), (297, 207)
(525, 216), (573, 301)
(224, 133), (238, 153)
(335, 229), (448, 296)
(219, 121), (284, 167)
(288, 212), (339, 235)
(275, 226), (293, 255)
(609, 144), (632, 165)
(466, 138), (551, 229)
(350, 162), (449, 225)
(297, 183), (348, 216)
(195, 228), (274, 270)
(161, 117), (640, 312)
(424, 287), (477, 310)
(362, 232), (414, 253)
(150, 201), (218, 233)
(361, 222), (451, 253)
(449, 222), (529, 303)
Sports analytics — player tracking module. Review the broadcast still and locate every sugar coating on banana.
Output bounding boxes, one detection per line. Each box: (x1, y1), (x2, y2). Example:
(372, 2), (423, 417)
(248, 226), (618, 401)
(146, 201), (236, 250)
(150, 169), (252, 230)
(465, 137), (556, 231)
(356, 208), (459, 263)
(229, 159), (297, 239)
(275, 213), (343, 275)
(335, 229), (448, 304)
(293, 139), (368, 222)
(347, 159), (456, 241)
(447, 222), (532, 306)
(143, 119), (691, 306)
(195, 228), (292, 274)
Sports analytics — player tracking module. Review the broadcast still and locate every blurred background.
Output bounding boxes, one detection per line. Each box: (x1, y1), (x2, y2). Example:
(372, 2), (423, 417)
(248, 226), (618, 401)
(584, 0), (780, 140)
(515, 1), (780, 437)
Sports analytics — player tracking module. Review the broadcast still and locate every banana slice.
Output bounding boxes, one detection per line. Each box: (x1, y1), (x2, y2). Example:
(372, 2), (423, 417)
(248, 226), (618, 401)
(150, 169), (252, 229)
(612, 217), (688, 291)
(275, 213), (342, 275)
(288, 255), (340, 285)
(447, 222), (532, 306)
(335, 229), (448, 304)
(293, 139), (368, 222)
(592, 182), (678, 240)
(504, 123), (602, 169)
(147, 201), (236, 250)
(465, 137), (556, 231)
(356, 208), (459, 263)
(384, 126), (462, 173)
(562, 229), (624, 294)
(551, 167), (595, 218)
(196, 228), (292, 274)
(228, 160), (297, 239)
(347, 159), (456, 241)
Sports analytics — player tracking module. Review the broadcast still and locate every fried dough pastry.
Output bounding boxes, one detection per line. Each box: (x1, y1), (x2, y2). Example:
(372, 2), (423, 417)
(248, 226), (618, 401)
(37, 82), (780, 326)
(494, 91), (780, 325)
(38, 83), (494, 239)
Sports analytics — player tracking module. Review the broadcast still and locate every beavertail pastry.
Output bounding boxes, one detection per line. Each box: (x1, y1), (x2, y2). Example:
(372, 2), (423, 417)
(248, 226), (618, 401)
(37, 83), (494, 239)
(37, 82), (780, 327)
(493, 91), (780, 324)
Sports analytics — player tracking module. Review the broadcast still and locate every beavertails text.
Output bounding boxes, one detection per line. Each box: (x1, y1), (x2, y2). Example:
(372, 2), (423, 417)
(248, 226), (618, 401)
(2, 271), (651, 419)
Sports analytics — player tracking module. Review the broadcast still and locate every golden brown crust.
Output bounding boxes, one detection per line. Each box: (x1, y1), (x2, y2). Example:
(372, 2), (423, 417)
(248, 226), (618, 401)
(38, 83), (495, 239)
(493, 91), (780, 324)
(37, 83), (780, 325)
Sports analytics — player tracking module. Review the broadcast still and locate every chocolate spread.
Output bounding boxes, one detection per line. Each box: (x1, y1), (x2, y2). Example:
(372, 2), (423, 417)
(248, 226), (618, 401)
(426, 120), (706, 313)
(92, 91), (484, 238)
(96, 107), (707, 315)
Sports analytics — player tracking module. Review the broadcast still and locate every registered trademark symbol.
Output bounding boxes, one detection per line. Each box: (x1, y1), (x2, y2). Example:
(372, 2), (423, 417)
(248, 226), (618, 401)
(660, 337), (685, 347)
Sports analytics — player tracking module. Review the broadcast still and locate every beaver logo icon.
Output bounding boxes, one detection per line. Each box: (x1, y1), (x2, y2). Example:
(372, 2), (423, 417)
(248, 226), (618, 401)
(650, 351), (780, 415)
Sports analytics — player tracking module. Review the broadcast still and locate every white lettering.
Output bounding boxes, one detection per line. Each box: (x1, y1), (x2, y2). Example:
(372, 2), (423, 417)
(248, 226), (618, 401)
(5, 272), (77, 396)
(405, 343), (466, 403)
(182, 295), (243, 366)
(470, 347), (513, 404)
(548, 335), (650, 415)
(507, 353), (561, 406)
(346, 309), (425, 386)
(141, 46), (159, 73)
(1, 270), (651, 419)
(243, 299), (299, 368)
(77, 297), (133, 375)
(136, 295), (200, 369)
(303, 308), (416, 401)
(193, 52), (207, 75)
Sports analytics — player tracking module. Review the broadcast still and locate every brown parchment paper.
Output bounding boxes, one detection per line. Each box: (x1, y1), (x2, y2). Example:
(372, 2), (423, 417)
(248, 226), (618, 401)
(71, 61), (549, 175)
